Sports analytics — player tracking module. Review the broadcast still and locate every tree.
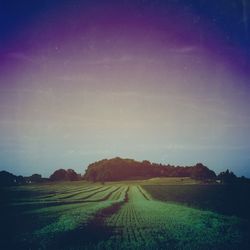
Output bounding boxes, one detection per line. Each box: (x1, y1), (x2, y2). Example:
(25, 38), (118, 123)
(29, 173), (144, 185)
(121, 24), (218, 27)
(50, 169), (79, 181)
(29, 174), (43, 183)
(0, 171), (25, 186)
(190, 163), (216, 180)
(83, 158), (217, 181)
(67, 169), (79, 181)
(218, 169), (237, 184)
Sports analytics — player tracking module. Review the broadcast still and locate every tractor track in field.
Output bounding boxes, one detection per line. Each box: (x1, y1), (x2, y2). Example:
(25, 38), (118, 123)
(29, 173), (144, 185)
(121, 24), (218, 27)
(104, 185), (152, 247)
(137, 185), (150, 200)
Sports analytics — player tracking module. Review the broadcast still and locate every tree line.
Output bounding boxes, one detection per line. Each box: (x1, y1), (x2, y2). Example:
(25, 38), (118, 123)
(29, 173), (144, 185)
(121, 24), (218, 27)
(1, 157), (249, 186)
(83, 157), (217, 181)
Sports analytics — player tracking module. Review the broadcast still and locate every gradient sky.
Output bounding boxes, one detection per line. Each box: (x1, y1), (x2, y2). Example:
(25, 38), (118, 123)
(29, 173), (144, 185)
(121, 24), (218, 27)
(0, 0), (250, 177)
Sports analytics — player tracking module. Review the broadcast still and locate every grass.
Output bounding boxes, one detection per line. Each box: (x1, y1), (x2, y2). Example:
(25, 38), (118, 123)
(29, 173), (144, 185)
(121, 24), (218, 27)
(104, 177), (201, 186)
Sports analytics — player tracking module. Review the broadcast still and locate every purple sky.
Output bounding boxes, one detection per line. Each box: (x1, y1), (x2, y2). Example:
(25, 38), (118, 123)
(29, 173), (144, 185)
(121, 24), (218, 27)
(0, 0), (250, 177)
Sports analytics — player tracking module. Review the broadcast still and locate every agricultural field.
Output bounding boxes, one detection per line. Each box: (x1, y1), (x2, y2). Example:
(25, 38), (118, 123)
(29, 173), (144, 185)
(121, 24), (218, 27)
(1, 178), (250, 249)
(143, 184), (250, 220)
(0, 181), (127, 249)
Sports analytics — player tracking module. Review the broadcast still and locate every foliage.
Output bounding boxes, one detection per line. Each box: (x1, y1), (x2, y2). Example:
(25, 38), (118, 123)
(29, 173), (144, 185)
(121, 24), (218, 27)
(217, 169), (237, 184)
(50, 169), (80, 181)
(0, 170), (25, 186)
(83, 157), (216, 181)
(190, 163), (216, 180)
(25, 173), (48, 183)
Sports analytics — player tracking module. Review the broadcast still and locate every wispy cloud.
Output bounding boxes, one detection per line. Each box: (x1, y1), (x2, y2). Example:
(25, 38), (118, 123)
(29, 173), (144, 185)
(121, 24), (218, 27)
(6, 52), (35, 63)
(57, 74), (96, 82)
(170, 46), (198, 53)
(86, 55), (134, 65)
(6, 52), (46, 64)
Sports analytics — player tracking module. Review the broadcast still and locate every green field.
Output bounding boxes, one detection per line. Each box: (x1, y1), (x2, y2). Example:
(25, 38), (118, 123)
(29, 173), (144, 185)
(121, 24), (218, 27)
(1, 178), (250, 249)
(143, 184), (250, 220)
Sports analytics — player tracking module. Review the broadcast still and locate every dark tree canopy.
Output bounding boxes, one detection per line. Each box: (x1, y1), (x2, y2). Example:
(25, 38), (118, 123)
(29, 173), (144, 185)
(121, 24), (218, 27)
(0, 171), (25, 186)
(191, 163), (217, 180)
(218, 169), (237, 184)
(28, 174), (43, 182)
(2, 159), (247, 185)
(83, 157), (216, 182)
(49, 169), (80, 181)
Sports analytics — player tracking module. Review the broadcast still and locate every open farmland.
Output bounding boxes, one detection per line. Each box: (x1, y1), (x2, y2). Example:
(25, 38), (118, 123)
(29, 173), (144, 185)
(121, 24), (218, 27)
(0, 182), (127, 249)
(101, 185), (249, 249)
(143, 184), (250, 220)
(1, 179), (250, 249)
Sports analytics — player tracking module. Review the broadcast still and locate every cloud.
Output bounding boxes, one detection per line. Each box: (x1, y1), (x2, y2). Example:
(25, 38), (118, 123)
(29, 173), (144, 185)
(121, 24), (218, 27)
(85, 55), (134, 65)
(170, 46), (198, 53)
(58, 74), (96, 82)
(72, 55), (155, 66)
(6, 52), (47, 64)
(6, 52), (35, 63)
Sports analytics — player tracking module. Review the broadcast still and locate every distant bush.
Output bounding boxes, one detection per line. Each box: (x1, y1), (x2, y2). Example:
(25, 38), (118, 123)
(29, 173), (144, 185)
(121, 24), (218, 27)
(0, 171), (25, 186)
(218, 169), (237, 184)
(50, 169), (80, 181)
(25, 174), (43, 183)
(217, 170), (250, 185)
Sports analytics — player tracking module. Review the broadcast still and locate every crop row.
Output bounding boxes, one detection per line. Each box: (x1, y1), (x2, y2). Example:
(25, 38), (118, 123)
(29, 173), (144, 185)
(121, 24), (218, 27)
(101, 185), (247, 249)
(19, 184), (130, 248)
(40, 185), (103, 200)
(19, 184), (126, 204)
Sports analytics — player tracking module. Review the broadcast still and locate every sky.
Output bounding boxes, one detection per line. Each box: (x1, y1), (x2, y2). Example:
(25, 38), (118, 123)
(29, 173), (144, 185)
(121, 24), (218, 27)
(0, 0), (250, 177)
